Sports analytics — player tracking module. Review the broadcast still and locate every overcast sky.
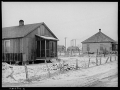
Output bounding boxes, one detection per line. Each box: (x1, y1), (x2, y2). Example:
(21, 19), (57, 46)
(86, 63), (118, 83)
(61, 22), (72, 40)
(2, 2), (118, 48)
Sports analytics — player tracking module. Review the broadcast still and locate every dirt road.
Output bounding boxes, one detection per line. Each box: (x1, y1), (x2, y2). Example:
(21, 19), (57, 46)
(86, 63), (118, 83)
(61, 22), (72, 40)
(2, 61), (117, 87)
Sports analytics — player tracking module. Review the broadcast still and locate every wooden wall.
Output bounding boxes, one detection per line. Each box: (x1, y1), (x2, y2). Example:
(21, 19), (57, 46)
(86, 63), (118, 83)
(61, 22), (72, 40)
(82, 42), (112, 53)
(38, 25), (54, 37)
(2, 38), (23, 53)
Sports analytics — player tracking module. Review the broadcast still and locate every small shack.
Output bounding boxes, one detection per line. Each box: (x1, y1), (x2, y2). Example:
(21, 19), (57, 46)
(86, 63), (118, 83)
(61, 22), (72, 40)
(2, 20), (59, 64)
(81, 29), (117, 54)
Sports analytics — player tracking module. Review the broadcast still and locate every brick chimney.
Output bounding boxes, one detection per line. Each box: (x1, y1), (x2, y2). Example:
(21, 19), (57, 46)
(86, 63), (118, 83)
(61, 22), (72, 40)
(99, 29), (101, 32)
(19, 20), (24, 26)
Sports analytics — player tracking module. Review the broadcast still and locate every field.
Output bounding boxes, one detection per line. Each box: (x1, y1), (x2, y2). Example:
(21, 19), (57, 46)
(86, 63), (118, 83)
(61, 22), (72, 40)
(2, 54), (118, 87)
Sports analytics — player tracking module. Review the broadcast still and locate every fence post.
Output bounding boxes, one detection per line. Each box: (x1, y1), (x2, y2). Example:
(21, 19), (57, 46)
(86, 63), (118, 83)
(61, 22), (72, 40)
(100, 55), (101, 65)
(62, 61), (65, 73)
(105, 56), (109, 63)
(58, 59), (62, 73)
(24, 62), (29, 80)
(45, 59), (51, 78)
(23, 54), (29, 81)
(96, 55), (98, 66)
(76, 59), (78, 70)
(88, 57), (91, 67)
(110, 54), (112, 62)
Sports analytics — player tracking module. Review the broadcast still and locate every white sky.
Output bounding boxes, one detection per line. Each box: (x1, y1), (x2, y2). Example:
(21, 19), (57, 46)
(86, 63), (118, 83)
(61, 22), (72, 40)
(2, 2), (118, 48)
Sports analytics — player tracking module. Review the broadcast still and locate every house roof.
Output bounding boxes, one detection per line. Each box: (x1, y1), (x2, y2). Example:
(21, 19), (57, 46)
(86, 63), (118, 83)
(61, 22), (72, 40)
(81, 29), (116, 43)
(2, 22), (58, 39)
(57, 45), (65, 49)
(35, 34), (59, 41)
(57, 45), (66, 51)
(67, 46), (80, 51)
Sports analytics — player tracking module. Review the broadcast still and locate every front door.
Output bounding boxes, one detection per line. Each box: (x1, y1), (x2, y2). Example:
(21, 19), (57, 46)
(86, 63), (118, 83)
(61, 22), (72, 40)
(36, 40), (40, 57)
(41, 40), (45, 57)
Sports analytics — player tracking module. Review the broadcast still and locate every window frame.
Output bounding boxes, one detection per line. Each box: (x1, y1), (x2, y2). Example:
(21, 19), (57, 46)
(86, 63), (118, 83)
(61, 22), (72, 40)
(4, 40), (10, 53)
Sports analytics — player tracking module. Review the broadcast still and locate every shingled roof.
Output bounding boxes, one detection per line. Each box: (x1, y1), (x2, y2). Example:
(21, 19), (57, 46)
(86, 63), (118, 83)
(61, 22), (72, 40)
(81, 29), (116, 43)
(2, 21), (58, 39)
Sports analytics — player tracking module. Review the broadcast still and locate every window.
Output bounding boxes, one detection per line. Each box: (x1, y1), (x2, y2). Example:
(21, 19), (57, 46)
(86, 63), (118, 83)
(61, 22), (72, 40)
(4, 40), (10, 53)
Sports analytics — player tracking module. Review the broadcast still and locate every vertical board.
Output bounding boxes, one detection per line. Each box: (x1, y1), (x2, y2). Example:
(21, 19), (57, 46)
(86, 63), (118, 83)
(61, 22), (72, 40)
(12, 39), (20, 53)
(25, 28), (38, 61)
(44, 27), (53, 37)
(2, 40), (4, 53)
(20, 38), (23, 53)
(40, 25), (45, 36)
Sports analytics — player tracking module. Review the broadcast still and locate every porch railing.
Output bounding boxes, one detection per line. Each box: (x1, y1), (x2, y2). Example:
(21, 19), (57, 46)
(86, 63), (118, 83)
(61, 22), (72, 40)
(2, 53), (23, 62)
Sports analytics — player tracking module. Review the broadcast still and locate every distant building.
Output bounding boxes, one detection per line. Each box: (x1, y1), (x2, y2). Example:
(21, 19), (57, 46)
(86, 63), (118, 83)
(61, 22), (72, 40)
(57, 45), (66, 56)
(81, 29), (117, 54)
(67, 46), (80, 56)
(2, 20), (59, 64)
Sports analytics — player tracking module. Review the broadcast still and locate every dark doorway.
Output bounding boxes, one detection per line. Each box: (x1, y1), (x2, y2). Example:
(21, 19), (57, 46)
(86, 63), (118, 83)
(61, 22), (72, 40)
(37, 40), (40, 57)
(41, 40), (45, 57)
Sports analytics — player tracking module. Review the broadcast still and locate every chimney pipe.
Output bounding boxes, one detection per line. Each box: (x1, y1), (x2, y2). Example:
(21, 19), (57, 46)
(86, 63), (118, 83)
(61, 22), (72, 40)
(99, 29), (101, 32)
(19, 20), (24, 26)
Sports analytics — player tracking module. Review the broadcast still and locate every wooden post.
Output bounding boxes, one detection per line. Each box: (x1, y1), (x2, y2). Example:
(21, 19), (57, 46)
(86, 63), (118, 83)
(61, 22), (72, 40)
(96, 55), (98, 66)
(45, 39), (46, 58)
(40, 40), (41, 58)
(105, 57), (109, 63)
(88, 57), (91, 67)
(45, 59), (51, 78)
(110, 54), (112, 62)
(45, 40), (51, 78)
(58, 58), (62, 74)
(76, 59), (78, 70)
(23, 54), (29, 80)
(62, 61), (65, 73)
(24, 62), (29, 80)
(104, 48), (106, 57)
(100, 56), (101, 65)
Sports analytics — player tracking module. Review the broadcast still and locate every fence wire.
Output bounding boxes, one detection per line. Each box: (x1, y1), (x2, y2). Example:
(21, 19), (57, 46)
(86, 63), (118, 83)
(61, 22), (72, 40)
(2, 54), (118, 83)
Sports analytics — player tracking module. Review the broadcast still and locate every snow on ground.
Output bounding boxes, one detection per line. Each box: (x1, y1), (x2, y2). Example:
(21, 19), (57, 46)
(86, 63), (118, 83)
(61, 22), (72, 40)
(2, 58), (118, 87)
(90, 74), (118, 87)
(2, 55), (117, 83)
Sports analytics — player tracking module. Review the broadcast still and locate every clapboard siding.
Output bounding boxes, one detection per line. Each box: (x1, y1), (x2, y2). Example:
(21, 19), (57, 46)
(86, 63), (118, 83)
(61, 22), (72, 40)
(82, 42), (112, 53)
(2, 38), (22, 53)
(38, 25), (54, 37)
(2, 22), (58, 62)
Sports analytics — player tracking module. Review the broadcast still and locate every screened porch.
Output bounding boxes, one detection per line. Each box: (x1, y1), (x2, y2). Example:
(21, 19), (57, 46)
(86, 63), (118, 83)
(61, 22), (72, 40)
(35, 35), (58, 60)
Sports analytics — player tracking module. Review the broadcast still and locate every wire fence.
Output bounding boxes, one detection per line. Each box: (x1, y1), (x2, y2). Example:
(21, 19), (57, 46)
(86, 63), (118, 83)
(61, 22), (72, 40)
(2, 54), (118, 83)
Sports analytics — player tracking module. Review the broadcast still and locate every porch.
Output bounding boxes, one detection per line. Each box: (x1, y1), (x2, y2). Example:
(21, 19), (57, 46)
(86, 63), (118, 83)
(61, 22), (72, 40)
(35, 35), (58, 61)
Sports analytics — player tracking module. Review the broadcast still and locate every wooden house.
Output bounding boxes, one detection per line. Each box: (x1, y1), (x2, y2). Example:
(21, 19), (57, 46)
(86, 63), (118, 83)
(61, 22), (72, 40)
(81, 29), (117, 54)
(2, 20), (59, 64)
